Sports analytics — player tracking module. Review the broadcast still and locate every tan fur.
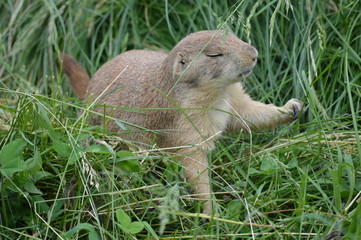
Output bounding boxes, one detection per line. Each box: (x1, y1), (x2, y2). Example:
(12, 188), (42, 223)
(63, 30), (303, 214)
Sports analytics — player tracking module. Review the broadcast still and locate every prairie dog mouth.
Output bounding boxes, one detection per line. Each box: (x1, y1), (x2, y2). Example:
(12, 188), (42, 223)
(238, 68), (253, 77)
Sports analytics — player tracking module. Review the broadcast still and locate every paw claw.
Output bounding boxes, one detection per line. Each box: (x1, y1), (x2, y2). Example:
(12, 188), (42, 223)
(284, 98), (303, 120)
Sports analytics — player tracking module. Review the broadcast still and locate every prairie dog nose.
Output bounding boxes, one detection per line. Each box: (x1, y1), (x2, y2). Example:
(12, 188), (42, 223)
(242, 44), (258, 62)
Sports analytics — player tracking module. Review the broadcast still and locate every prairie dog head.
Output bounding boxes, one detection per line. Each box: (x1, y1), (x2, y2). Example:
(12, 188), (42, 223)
(170, 30), (258, 88)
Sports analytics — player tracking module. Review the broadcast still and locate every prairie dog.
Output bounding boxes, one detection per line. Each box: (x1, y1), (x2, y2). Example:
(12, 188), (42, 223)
(63, 30), (303, 214)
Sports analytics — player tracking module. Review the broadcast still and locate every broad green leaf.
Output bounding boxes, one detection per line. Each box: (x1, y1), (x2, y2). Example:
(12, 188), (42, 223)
(260, 156), (278, 174)
(0, 139), (27, 177)
(25, 150), (42, 173)
(116, 150), (134, 158)
(68, 151), (80, 165)
(35, 103), (62, 141)
(346, 201), (361, 239)
(117, 224), (130, 234)
(116, 209), (131, 227)
(115, 151), (140, 172)
(0, 159), (27, 177)
(23, 180), (42, 194)
(60, 223), (99, 240)
(128, 222), (144, 234)
(248, 167), (260, 175)
(32, 171), (52, 181)
(53, 140), (71, 157)
(85, 145), (111, 154)
(35, 102), (53, 128)
(53, 140), (81, 164)
(31, 195), (49, 214)
(49, 200), (65, 222)
(0, 139), (27, 164)
(329, 168), (342, 211)
(118, 159), (141, 172)
(286, 158), (298, 168)
(343, 154), (355, 206)
(227, 200), (243, 213)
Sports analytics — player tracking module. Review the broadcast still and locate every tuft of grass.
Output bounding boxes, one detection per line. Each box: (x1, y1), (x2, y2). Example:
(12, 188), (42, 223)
(0, 0), (360, 239)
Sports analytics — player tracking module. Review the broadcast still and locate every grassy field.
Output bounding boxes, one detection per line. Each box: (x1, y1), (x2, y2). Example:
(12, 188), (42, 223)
(0, 0), (360, 239)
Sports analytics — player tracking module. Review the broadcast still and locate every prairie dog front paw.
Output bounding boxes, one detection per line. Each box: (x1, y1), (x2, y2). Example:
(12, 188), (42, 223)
(284, 98), (303, 120)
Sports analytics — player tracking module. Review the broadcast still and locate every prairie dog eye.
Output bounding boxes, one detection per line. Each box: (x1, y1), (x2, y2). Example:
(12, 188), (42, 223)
(206, 53), (223, 57)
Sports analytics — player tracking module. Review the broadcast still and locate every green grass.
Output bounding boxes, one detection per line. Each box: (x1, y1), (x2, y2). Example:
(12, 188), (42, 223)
(0, 0), (360, 239)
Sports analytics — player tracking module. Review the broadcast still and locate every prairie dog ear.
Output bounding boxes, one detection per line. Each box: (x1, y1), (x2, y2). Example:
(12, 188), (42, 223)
(173, 52), (188, 77)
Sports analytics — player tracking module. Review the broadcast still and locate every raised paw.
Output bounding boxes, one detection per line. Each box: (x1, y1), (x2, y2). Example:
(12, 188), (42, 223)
(283, 98), (303, 120)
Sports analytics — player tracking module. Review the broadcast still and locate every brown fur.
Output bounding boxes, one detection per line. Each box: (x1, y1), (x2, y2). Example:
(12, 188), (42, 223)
(63, 30), (303, 214)
(62, 54), (89, 100)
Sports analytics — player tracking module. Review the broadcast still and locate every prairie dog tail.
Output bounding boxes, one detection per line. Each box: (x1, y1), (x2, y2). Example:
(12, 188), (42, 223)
(62, 54), (90, 100)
